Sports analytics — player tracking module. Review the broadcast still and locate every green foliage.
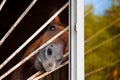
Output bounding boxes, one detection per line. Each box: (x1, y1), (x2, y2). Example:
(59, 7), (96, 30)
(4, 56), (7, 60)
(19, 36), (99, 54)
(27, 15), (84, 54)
(86, 71), (107, 80)
(85, 1), (120, 80)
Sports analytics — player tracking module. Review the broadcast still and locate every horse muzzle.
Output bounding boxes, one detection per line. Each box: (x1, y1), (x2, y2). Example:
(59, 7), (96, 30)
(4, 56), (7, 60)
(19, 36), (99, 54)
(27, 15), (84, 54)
(35, 43), (64, 71)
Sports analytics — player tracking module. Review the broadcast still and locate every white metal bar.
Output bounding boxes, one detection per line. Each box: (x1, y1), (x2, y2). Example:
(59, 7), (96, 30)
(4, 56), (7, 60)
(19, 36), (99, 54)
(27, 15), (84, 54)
(33, 61), (69, 80)
(85, 34), (120, 55)
(0, 0), (37, 46)
(85, 18), (120, 44)
(0, 27), (68, 80)
(0, 2), (69, 70)
(0, 0), (7, 11)
(28, 71), (44, 80)
(77, 0), (84, 80)
(27, 52), (69, 80)
(70, 0), (77, 80)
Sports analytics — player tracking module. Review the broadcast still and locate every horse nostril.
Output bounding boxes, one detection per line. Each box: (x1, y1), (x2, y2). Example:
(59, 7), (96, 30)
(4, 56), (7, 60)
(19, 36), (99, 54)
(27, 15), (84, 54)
(50, 44), (53, 47)
(47, 48), (52, 56)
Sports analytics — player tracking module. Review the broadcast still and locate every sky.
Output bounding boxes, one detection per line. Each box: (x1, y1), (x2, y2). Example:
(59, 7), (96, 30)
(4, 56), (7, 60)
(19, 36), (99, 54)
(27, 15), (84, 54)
(85, 0), (112, 15)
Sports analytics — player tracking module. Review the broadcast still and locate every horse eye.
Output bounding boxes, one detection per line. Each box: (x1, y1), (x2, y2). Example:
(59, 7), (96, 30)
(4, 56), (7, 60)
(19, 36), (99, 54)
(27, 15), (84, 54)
(49, 26), (56, 31)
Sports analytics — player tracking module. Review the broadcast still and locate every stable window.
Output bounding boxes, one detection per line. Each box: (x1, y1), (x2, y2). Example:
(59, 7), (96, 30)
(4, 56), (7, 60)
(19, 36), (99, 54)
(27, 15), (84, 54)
(0, 0), (69, 80)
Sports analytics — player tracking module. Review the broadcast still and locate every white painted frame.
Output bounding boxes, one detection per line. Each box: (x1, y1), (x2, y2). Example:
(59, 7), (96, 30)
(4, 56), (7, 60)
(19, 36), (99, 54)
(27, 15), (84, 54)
(70, 0), (84, 80)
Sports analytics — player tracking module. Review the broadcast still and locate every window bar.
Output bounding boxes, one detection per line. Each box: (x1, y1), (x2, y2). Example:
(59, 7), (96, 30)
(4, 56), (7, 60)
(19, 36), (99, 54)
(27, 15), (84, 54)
(85, 58), (120, 77)
(0, 0), (37, 46)
(0, 27), (69, 80)
(27, 52), (69, 80)
(0, 0), (7, 11)
(33, 61), (69, 80)
(76, 0), (84, 80)
(85, 34), (120, 55)
(27, 71), (44, 80)
(0, 2), (69, 70)
(85, 18), (120, 44)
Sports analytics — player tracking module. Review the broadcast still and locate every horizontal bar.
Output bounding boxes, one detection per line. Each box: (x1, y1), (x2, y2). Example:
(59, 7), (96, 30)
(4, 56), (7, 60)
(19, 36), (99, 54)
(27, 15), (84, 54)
(33, 60), (69, 80)
(85, 58), (120, 77)
(0, 0), (37, 46)
(85, 18), (120, 44)
(27, 71), (44, 80)
(27, 52), (69, 80)
(0, 27), (69, 80)
(0, 2), (69, 70)
(0, 0), (7, 11)
(85, 34), (120, 55)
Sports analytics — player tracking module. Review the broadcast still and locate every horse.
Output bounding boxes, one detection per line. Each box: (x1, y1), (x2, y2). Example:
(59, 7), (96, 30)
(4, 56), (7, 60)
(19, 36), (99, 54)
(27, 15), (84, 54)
(10, 15), (68, 80)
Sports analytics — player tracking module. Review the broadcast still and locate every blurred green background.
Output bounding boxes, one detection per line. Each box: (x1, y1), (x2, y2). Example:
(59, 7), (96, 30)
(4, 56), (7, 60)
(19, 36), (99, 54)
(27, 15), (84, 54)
(85, 0), (120, 80)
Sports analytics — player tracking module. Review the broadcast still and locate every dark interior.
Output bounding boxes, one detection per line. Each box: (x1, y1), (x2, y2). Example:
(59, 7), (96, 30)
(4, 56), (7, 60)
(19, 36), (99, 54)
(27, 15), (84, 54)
(0, 0), (68, 80)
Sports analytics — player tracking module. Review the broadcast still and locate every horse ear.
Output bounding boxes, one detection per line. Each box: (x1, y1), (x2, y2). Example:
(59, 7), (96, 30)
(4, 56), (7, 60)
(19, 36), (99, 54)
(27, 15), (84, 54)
(50, 8), (61, 23)
(53, 16), (61, 23)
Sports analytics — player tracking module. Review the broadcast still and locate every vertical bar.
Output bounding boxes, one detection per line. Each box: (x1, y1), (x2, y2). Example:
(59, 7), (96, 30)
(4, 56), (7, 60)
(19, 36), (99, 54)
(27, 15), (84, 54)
(70, 0), (84, 80)
(70, 0), (77, 80)
(77, 0), (84, 80)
